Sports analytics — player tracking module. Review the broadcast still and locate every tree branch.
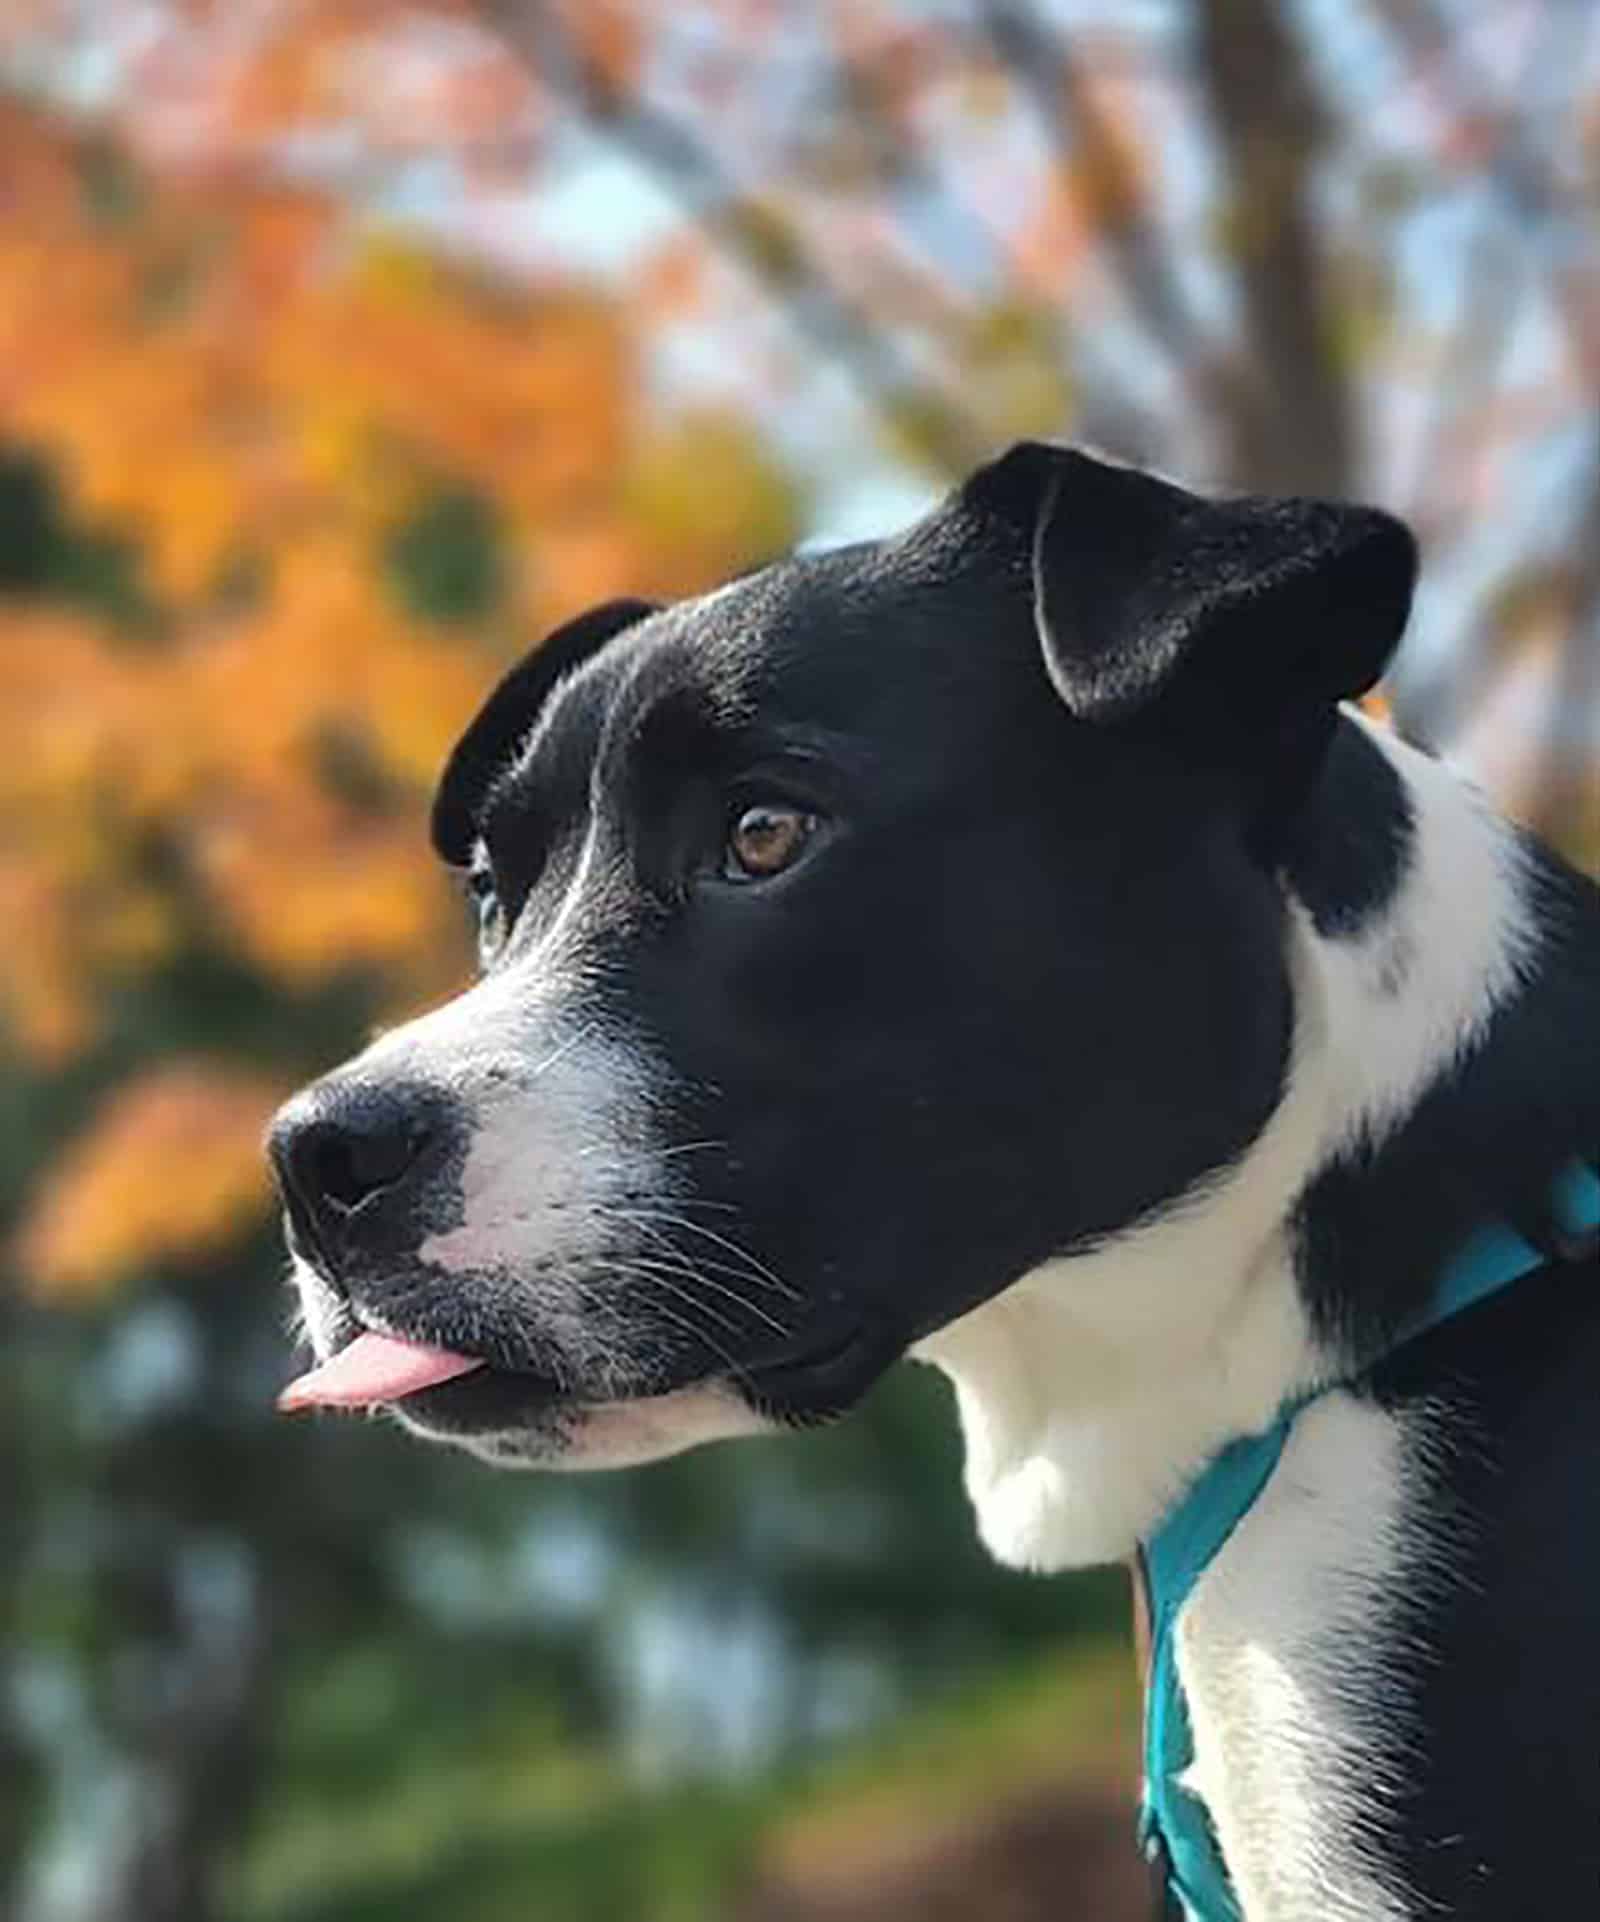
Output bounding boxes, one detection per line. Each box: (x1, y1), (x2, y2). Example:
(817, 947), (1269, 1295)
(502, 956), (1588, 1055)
(1192, 0), (1356, 496)
(1381, 0), (1597, 742)
(974, 1), (1211, 374)
(480, 0), (994, 477)
(1367, 0), (1589, 228)
(1385, 0), (1597, 529)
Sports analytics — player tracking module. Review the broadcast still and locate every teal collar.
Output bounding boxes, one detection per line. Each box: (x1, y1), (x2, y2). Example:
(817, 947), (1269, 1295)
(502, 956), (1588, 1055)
(1138, 1159), (1600, 1922)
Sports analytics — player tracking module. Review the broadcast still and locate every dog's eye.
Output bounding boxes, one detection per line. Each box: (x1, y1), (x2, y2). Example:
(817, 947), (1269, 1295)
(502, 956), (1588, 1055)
(723, 803), (818, 882)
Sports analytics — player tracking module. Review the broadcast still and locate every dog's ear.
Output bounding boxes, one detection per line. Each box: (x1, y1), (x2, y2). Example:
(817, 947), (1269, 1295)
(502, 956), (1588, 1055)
(430, 598), (659, 866)
(961, 442), (1417, 726)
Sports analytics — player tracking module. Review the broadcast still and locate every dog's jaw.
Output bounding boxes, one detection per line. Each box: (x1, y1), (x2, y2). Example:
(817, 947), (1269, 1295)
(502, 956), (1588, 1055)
(914, 715), (1537, 1572)
(436, 1383), (772, 1470)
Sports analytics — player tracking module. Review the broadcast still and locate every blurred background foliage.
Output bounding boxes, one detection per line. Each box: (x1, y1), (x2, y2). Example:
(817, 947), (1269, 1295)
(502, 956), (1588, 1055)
(0, 3), (1595, 1919)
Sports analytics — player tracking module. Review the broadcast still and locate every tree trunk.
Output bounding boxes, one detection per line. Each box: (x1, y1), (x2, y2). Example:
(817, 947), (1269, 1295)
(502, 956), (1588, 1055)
(1194, 0), (1358, 497)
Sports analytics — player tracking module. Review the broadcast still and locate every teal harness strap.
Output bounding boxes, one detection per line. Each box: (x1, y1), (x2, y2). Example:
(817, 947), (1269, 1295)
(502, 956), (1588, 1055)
(1138, 1159), (1600, 1922)
(1137, 1428), (1287, 1921)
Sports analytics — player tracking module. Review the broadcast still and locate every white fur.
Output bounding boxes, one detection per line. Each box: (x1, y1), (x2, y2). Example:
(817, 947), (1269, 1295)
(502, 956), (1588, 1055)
(912, 719), (1534, 1917)
(1310, 721), (1538, 1158)
(1175, 1393), (1421, 1922)
(352, 963), (668, 1361)
(909, 1137), (1322, 1570)
(453, 1383), (771, 1471)
(913, 715), (1533, 1573)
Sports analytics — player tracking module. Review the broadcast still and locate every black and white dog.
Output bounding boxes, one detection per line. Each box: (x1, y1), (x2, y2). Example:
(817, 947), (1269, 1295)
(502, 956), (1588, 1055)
(270, 443), (1600, 1920)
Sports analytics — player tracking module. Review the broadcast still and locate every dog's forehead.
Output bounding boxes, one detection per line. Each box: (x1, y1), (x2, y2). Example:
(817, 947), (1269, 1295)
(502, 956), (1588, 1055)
(477, 516), (1040, 848)
(603, 537), (941, 684)
(561, 524), (1028, 734)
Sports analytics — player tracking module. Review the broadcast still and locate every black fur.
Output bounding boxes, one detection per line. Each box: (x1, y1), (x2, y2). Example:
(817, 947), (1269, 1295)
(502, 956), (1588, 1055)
(272, 442), (1600, 1917)
(964, 442), (1416, 722)
(431, 520), (1301, 1403)
(1278, 718), (1415, 941)
(400, 442), (1439, 1409)
(1369, 1254), (1600, 1916)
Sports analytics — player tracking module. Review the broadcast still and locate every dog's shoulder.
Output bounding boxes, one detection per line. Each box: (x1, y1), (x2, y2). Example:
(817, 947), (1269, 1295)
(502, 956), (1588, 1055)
(1179, 1265), (1600, 1921)
(1371, 1258), (1600, 1913)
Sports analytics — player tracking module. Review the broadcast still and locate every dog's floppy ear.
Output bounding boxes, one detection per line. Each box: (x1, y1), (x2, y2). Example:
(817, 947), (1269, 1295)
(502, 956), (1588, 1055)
(962, 442), (1417, 725)
(430, 598), (659, 866)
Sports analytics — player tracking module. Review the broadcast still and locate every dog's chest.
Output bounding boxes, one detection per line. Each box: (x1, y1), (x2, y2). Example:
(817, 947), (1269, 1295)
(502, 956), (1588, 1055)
(1172, 1392), (1436, 1922)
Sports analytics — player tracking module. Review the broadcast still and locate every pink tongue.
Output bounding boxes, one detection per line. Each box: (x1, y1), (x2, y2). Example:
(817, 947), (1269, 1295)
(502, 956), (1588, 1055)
(277, 1331), (485, 1412)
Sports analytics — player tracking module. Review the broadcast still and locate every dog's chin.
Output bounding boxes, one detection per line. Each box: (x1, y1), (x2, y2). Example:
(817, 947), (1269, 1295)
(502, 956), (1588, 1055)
(394, 1380), (776, 1471)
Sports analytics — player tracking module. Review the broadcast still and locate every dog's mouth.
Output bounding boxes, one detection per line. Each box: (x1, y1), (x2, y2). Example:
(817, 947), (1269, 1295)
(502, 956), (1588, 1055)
(276, 1324), (570, 1430)
(277, 1306), (889, 1435)
(740, 1316), (892, 1423)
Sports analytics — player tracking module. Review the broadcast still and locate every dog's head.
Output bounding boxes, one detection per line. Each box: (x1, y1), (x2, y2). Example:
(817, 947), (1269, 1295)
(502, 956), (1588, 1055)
(268, 443), (1415, 1469)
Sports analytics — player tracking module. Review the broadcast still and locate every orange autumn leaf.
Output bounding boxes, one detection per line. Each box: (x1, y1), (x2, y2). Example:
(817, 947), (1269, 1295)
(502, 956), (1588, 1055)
(194, 803), (468, 992)
(0, 859), (94, 1065)
(0, 95), (799, 1296)
(638, 236), (708, 323)
(17, 1063), (287, 1301)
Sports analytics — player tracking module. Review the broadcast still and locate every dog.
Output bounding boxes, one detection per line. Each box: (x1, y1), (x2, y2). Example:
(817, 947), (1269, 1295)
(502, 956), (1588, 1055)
(269, 442), (1600, 1920)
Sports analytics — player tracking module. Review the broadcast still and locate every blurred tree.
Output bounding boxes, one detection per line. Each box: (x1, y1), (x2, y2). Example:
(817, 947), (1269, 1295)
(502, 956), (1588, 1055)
(489, 0), (1599, 827)
(0, 88), (801, 1161)
(0, 95), (816, 1922)
(8, 0), (1587, 830)
(0, 83), (1116, 1922)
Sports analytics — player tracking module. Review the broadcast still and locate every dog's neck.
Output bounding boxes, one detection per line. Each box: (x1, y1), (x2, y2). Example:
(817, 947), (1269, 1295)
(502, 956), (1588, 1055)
(914, 713), (1594, 1571)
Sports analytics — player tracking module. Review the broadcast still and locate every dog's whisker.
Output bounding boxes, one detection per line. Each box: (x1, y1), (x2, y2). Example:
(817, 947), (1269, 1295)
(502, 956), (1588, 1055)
(526, 1025), (594, 1083)
(601, 1205), (802, 1301)
(602, 1217), (799, 1308)
(603, 1256), (751, 1338)
(595, 1265), (752, 1380)
(606, 1244), (795, 1339)
(558, 1276), (663, 1399)
(604, 1220), (799, 1334)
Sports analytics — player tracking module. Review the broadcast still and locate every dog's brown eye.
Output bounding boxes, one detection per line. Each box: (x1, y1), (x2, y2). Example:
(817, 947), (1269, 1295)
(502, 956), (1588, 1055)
(724, 804), (816, 881)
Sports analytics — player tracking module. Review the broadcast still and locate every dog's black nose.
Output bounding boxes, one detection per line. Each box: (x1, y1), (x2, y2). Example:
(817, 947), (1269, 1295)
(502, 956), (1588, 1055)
(268, 1082), (439, 1253)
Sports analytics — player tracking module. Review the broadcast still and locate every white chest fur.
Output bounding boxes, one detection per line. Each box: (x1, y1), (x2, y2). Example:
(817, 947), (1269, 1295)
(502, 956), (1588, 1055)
(1175, 1392), (1430, 1922)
